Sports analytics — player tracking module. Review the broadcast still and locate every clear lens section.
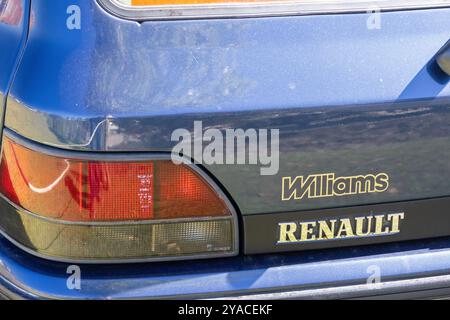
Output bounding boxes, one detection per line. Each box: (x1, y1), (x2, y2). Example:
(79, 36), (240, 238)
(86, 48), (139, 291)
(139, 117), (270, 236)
(0, 136), (237, 262)
(0, 209), (233, 260)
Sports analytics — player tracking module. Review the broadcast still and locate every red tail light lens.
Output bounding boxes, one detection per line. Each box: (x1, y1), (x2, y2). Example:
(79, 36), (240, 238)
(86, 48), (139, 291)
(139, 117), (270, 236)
(0, 135), (238, 262)
(0, 137), (229, 221)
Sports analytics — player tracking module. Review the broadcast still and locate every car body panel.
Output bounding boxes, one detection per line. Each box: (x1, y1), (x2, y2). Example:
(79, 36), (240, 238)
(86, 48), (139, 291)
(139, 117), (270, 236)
(5, 1), (450, 216)
(0, 0), (29, 142)
(3, 232), (450, 299)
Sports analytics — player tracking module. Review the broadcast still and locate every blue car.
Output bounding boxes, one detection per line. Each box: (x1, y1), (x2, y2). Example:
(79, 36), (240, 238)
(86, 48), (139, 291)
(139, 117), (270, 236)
(0, 0), (450, 300)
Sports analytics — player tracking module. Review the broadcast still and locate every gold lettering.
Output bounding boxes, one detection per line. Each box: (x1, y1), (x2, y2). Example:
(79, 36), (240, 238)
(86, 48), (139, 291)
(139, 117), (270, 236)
(374, 215), (390, 235)
(278, 222), (298, 243)
(375, 173), (390, 192)
(277, 212), (403, 245)
(336, 218), (354, 238)
(355, 216), (373, 236)
(300, 222), (316, 241)
(281, 172), (390, 202)
(318, 220), (336, 240)
(387, 213), (404, 233)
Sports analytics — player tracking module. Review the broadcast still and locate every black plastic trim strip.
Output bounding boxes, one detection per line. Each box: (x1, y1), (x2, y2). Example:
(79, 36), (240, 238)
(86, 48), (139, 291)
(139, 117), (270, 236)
(244, 196), (450, 254)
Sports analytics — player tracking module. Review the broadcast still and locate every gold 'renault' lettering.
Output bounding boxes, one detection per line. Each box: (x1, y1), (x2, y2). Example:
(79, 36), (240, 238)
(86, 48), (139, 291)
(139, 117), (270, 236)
(278, 213), (405, 244)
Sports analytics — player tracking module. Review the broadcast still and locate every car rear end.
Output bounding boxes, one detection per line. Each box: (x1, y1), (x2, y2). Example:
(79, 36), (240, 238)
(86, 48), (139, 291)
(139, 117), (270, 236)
(0, 0), (450, 299)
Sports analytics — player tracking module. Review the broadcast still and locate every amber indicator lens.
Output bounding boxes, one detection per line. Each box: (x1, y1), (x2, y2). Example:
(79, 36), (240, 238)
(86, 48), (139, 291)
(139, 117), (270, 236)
(0, 137), (229, 222)
(0, 136), (237, 262)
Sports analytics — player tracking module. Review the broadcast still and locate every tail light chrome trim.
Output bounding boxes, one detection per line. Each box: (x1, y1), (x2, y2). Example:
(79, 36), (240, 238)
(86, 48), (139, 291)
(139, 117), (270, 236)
(0, 129), (240, 263)
(97, 0), (450, 21)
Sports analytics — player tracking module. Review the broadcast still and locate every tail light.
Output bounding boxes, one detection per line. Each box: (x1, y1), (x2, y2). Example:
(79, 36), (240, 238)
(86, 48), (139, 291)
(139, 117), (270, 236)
(0, 134), (238, 262)
(98, 0), (450, 20)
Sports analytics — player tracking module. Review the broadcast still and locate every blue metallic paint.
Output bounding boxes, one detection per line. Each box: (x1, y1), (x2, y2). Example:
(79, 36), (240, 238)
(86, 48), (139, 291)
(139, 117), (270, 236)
(0, 0), (29, 143)
(6, 2), (450, 141)
(0, 0), (27, 94)
(3, 233), (450, 299)
(4, 1), (450, 214)
(8, 1), (450, 119)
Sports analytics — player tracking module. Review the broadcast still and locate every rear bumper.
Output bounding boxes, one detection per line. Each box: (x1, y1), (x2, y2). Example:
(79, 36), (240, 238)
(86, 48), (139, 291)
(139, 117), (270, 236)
(3, 233), (450, 299)
(217, 275), (450, 300)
